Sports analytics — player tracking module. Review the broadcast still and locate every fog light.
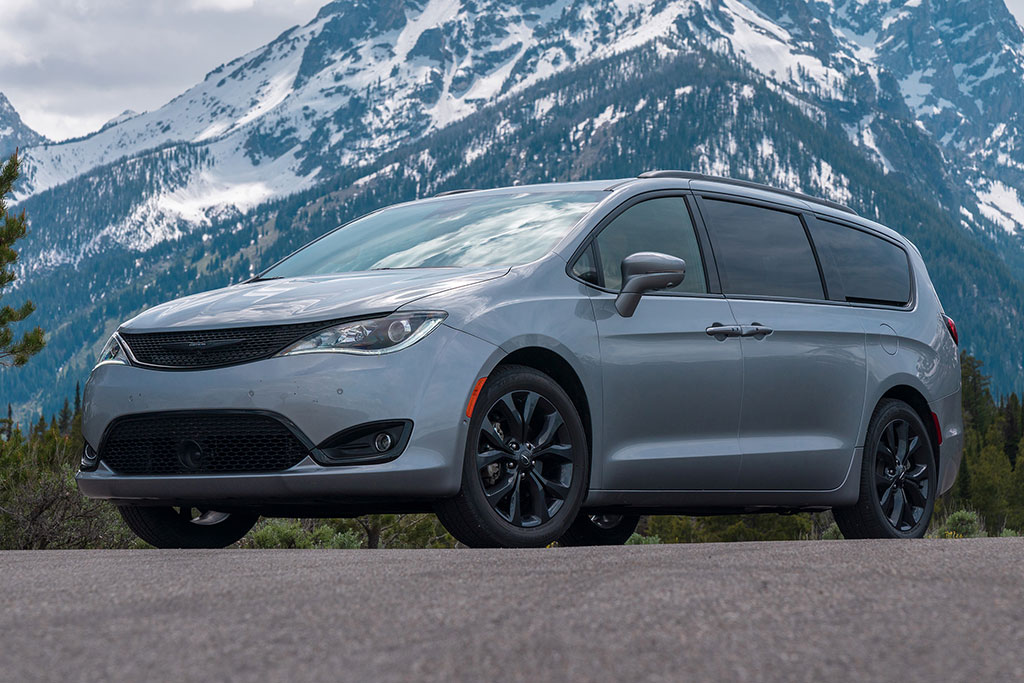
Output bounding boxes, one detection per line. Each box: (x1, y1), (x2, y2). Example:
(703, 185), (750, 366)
(315, 420), (413, 465)
(374, 432), (394, 452)
(80, 444), (100, 472)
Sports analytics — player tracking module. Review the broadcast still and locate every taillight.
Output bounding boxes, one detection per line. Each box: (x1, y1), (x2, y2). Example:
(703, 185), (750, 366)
(943, 314), (958, 346)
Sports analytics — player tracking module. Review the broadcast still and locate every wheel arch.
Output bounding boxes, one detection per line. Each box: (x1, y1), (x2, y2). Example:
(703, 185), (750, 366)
(492, 346), (593, 456)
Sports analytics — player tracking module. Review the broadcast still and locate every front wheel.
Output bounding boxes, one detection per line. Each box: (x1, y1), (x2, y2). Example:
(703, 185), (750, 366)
(436, 365), (589, 548)
(833, 399), (936, 539)
(559, 513), (640, 546)
(118, 505), (259, 548)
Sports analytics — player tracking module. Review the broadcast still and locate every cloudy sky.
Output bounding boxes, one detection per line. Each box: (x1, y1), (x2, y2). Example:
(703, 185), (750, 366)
(3, 0), (1024, 142)
(0, 0), (323, 141)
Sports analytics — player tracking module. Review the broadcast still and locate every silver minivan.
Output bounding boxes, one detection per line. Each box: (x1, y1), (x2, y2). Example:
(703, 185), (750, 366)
(77, 171), (964, 548)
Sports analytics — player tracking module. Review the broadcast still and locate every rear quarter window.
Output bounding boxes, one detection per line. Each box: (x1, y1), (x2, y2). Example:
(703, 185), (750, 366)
(810, 219), (912, 306)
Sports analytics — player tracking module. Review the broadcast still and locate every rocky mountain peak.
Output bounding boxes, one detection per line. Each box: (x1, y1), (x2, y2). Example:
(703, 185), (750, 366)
(0, 92), (48, 157)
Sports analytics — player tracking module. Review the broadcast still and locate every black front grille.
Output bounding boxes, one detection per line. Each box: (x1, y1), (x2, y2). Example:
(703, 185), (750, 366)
(120, 319), (344, 368)
(99, 412), (310, 475)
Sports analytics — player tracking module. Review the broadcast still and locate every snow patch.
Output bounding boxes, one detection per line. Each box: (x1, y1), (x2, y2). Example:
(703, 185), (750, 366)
(899, 69), (935, 114)
(977, 180), (1024, 234)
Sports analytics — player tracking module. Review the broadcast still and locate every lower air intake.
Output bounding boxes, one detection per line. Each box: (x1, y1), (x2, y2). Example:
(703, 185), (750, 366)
(99, 412), (310, 475)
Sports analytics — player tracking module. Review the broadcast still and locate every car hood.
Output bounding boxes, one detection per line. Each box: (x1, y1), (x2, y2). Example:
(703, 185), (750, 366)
(120, 267), (509, 331)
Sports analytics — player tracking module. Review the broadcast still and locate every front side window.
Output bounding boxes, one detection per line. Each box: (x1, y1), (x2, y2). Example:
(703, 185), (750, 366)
(810, 219), (911, 306)
(701, 199), (824, 300)
(584, 196), (707, 294)
(262, 191), (605, 277)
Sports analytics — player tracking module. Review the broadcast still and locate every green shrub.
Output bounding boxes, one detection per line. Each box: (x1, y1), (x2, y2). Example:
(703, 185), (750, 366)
(820, 522), (843, 540)
(646, 513), (813, 543)
(625, 532), (661, 545)
(0, 429), (136, 549)
(240, 519), (363, 549)
(998, 527), (1020, 538)
(934, 509), (988, 539)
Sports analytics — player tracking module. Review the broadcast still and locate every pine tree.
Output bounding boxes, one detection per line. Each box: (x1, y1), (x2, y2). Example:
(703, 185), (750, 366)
(57, 398), (72, 435)
(1, 403), (11, 440)
(1003, 393), (1022, 468)
(0, 151), (45, 367)
(73, 382), (81, 416)
(960, 351), (994, 433)
(32, 413), (46, 438)
(1008, 435), (1024, 532)
(968, 422), (1013, 535)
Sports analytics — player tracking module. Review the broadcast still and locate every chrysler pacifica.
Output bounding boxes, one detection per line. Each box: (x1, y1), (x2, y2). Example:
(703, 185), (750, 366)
(78, 171), (964, 547)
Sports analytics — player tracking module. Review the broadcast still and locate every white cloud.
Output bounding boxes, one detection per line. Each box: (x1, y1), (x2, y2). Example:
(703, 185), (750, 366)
(0, 0), (322, 141)
(186, 0), (257, 10)
(1007, 0), (1024, 30)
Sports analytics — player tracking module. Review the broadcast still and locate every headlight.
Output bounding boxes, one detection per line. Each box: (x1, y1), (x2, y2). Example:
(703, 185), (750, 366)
(96, 334), (128, 367)
(276, 312), (447, 356)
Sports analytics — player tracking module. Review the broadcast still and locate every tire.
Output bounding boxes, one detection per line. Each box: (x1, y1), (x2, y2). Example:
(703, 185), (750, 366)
(436, 365), (590, 548)
(118, 505), (259, 548)
(833, 399), (937, 539)
(559, 513), (640, 546)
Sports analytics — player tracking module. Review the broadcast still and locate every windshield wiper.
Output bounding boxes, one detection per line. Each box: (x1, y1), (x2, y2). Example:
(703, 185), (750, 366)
(247, 275), (284, 283)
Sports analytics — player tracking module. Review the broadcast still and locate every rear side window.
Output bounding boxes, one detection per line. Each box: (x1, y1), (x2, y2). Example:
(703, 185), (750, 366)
(700, 199), (824, 300)
(810, 219), (911, 306)
(582, 196), (707, 294)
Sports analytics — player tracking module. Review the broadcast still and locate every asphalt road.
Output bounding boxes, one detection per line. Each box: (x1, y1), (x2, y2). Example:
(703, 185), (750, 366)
(1, 539), (1022, 683)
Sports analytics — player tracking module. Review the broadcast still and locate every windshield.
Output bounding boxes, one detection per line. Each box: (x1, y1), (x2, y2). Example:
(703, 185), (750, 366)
(262, 190), (604, 277)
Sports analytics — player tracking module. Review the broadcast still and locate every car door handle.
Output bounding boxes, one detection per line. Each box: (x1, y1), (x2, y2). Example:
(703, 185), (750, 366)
(706, 323), (743, 340)
(739, 323), (773, 338)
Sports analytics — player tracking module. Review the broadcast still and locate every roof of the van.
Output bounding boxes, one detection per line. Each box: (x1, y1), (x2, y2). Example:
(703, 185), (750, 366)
(430, 175), (913, 247)
(636, 170), (858, 215)
(435, 173), (856, 216)
(433, 180), (622, 196)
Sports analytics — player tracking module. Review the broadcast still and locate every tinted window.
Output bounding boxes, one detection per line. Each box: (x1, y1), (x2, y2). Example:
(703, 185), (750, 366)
(571, 244), (600, 285)
(811, 219), (911, 305)
(701, 199), (824, 300)
(586, 197), (707, 294)
(263, 191), (603, 277)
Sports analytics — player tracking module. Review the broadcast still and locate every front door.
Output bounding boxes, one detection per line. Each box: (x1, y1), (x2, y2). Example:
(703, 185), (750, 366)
(574, 195), (744, 490)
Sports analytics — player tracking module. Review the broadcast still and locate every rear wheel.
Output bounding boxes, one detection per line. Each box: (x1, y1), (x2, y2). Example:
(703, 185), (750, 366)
(559, 513), (640, 546)
(436, 365), (589, 548)
(833, 399), (936, 539)
(118, 505), (258, 548)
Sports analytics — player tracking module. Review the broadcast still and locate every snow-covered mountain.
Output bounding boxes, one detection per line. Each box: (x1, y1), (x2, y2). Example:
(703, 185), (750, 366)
(7, 0), (1024, 417)
(13, 0), (1024, 264)
(0, 93), (48, 158)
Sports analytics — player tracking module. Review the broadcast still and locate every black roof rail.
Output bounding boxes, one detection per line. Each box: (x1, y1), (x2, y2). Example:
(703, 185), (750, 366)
(434, 188), (477, 197)
(638, 170), (858, 216)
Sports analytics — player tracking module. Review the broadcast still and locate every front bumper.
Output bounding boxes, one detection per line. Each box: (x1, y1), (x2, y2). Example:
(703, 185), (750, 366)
(77, 324), (497, 504)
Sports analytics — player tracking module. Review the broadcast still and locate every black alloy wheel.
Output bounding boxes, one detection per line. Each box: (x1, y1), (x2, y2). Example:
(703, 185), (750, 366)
(833, 399), (936, 539)
(475, 389), (575, 528)
(435, 365), (589, 547)
(873, 418), (932, 532)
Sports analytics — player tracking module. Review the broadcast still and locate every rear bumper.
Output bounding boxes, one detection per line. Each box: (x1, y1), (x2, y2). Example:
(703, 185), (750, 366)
(930, 390), (964, 495)
(77, 324), (497, 505)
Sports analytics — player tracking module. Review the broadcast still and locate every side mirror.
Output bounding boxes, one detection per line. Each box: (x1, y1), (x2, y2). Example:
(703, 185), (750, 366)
(615, 252), (686, 317)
